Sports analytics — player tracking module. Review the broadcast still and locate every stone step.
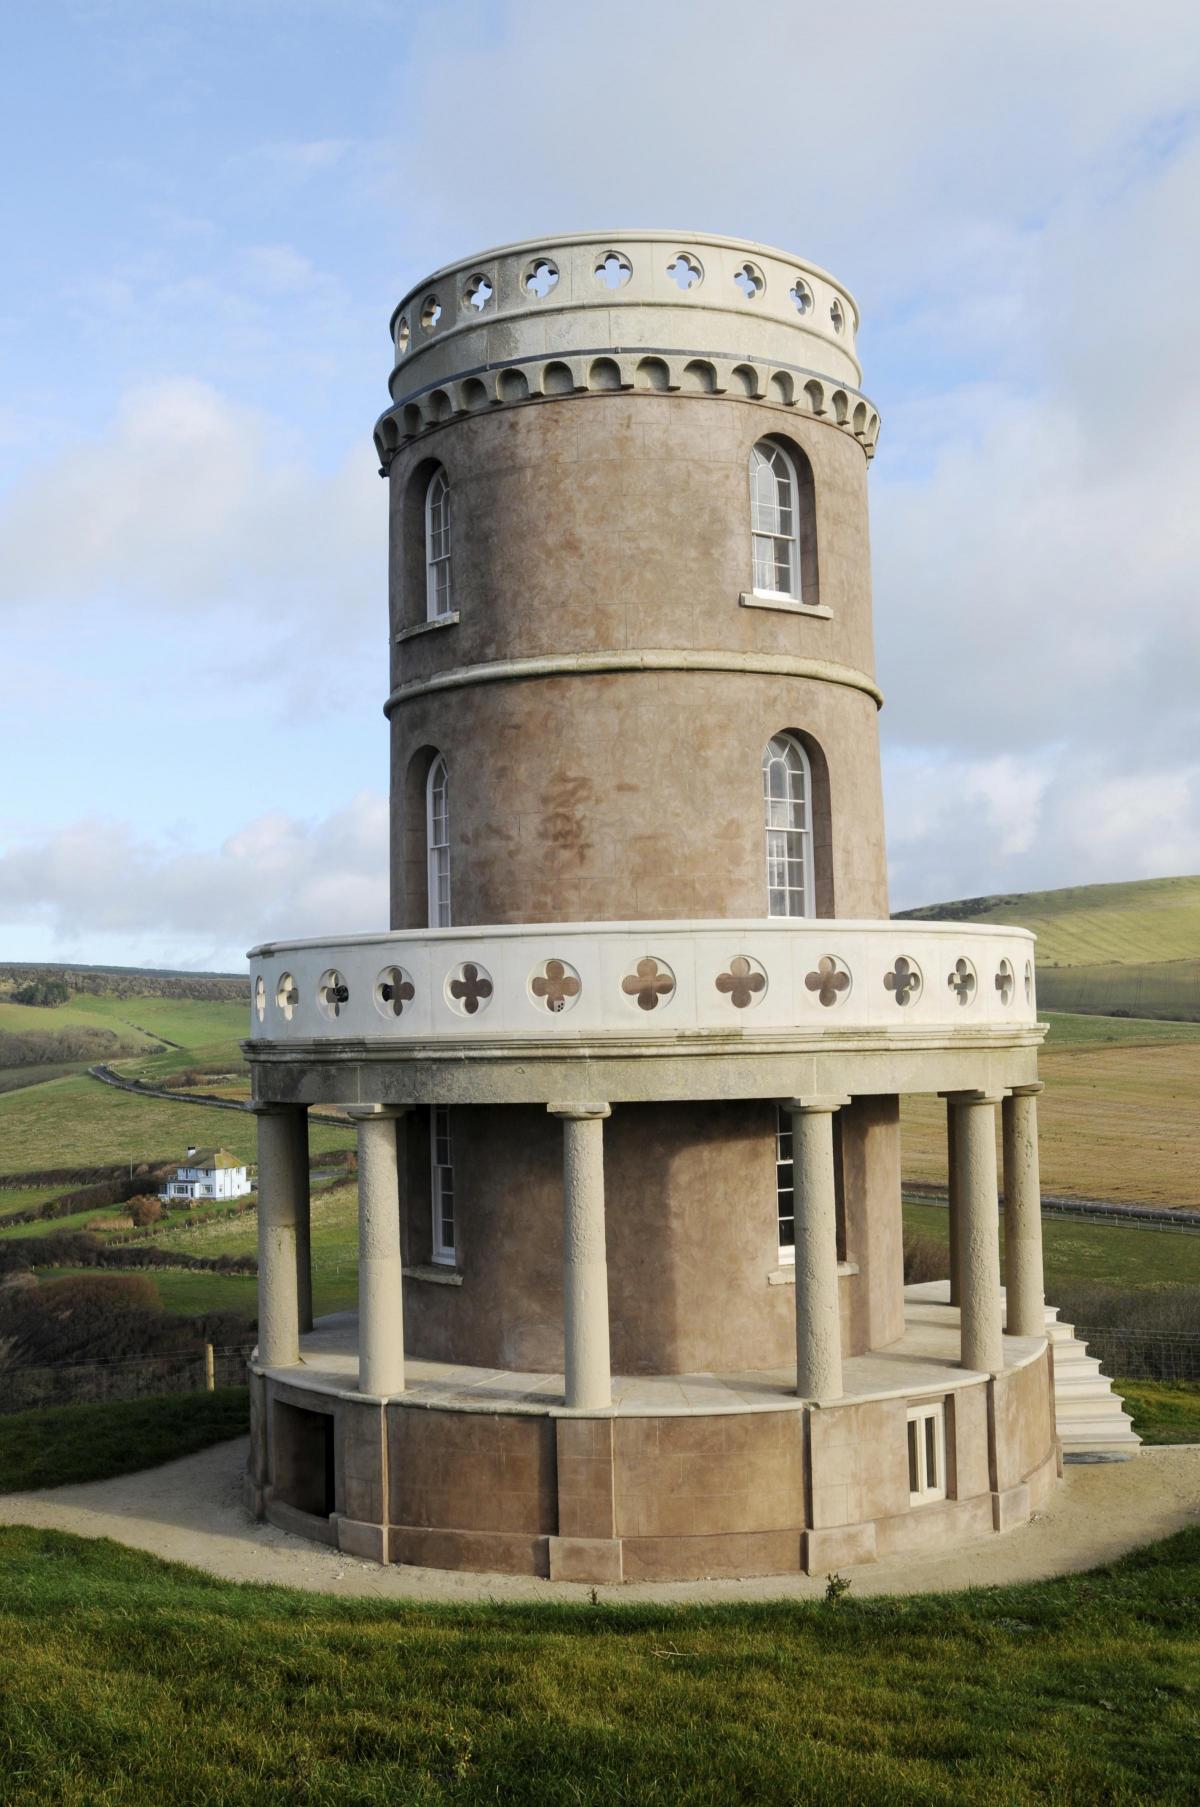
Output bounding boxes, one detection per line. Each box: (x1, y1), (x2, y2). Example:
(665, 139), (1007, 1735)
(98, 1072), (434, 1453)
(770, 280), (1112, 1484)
(1053, 1390), (1134, 1418)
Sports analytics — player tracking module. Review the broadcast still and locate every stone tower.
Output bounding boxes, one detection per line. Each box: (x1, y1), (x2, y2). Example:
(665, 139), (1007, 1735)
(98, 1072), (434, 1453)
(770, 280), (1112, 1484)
(245, 233), (1059, 1582)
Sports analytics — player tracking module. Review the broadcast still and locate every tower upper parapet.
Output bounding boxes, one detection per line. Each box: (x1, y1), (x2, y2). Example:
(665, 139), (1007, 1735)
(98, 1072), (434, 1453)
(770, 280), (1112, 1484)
(377, 230), (879, 463)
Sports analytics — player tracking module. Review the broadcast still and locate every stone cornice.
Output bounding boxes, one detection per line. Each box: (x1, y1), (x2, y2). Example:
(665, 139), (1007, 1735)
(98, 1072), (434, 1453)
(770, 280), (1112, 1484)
(382, 648), (885, 717)
(374, 347), (881, 467)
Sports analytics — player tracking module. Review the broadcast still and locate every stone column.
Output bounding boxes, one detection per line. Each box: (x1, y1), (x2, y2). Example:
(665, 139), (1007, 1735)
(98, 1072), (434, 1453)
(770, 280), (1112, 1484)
(348, 1106), (409, 1398)
(549, 1105), (613, 1411)
(951, 1091), (1005, 1375)
(1002, 1083), (1046, 1338)
(253, 1103), (305, 1369)
(287, 1107), (313, 1333)
(945, 1096), (961, 1306)
(786, 1096), (850, 1403)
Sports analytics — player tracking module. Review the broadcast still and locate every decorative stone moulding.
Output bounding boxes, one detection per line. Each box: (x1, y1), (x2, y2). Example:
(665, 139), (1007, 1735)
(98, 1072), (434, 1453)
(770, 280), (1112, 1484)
(246, 920), (1038, 1048)
(373, 231), (881, 467)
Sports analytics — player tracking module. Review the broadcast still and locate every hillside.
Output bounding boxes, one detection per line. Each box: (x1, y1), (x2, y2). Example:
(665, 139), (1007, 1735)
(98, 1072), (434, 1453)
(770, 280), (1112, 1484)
(896, 875), (1200, 1021)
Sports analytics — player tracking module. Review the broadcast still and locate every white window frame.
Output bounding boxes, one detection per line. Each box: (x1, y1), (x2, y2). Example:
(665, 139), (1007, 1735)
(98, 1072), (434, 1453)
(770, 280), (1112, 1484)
(430, 1103), (456, 1265)
(775, 1104), (795, 1263)
(749, 440), (800, 602)
(763, 734), (815, 918)
(907, 1403), (947, 1505)
(426, 754), (451, 928)
(425, 468), (452, 621)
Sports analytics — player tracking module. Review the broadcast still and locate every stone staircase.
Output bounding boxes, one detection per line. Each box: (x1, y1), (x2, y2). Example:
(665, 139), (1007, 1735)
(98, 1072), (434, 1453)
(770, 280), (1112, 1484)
(903, 1281), (1140, 1460)
(1040, 1302), (1141, 1460)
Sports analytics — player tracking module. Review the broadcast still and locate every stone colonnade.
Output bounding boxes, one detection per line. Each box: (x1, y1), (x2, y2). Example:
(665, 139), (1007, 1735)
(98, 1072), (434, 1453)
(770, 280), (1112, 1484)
(253, 1085), (1047, 1400)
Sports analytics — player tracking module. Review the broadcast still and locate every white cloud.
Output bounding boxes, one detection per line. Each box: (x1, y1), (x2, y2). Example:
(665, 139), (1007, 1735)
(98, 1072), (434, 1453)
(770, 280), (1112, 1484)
(0, 793), (389, 971)
(0, 378), (382, 642)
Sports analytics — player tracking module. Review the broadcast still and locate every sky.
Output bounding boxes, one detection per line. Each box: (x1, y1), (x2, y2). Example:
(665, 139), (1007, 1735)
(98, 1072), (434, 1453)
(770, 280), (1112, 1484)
(1, 0), (1198, 972)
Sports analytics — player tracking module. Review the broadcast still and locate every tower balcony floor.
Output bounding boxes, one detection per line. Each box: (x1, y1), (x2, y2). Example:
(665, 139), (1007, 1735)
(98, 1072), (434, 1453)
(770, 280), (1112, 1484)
(254, 1293), (1047, 1415)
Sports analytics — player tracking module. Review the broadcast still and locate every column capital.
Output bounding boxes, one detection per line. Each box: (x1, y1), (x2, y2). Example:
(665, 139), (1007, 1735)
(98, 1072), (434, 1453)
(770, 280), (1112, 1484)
(344, 1103), (413, 1122)
(939, 1088), (1005, 1106)
(1005, 1082), (1044, 1098)
(783, 1095), (851, 1116)
(548, 1103), (611, 1121)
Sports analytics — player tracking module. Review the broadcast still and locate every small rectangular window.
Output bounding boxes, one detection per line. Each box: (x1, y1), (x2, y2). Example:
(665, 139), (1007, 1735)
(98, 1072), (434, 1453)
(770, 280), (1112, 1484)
(907, 1403), (946, 1504)
(431, 1104), (455, 1265)
(775, 1105), (846, 1264)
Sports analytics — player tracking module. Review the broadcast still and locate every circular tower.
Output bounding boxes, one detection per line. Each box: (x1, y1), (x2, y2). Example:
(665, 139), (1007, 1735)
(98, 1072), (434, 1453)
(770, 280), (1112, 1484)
(245, 232), (1058, 1584)
(379, 232), (892, 1378)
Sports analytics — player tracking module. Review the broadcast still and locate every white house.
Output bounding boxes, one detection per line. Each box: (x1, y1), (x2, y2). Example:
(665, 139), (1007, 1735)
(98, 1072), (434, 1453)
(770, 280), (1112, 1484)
(160, 1146), (253, 1203)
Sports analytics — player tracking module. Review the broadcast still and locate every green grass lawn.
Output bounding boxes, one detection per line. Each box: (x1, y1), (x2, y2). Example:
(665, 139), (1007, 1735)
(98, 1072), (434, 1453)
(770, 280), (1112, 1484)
(0, 1523), (1196, 1806)
(902, 1200), (1200, 1292)
(899, 873), (1200, 967)
(0, 991), (248, 1051)
(1038, 961), (1200, 1023)
(1117, 1380), (1200, 1445)
(0, 1073), (354, 1175)
(0, 1389), (249, 1493)
(0, 1186), (59, 1218)
(1041, 1010), (1200, 1049)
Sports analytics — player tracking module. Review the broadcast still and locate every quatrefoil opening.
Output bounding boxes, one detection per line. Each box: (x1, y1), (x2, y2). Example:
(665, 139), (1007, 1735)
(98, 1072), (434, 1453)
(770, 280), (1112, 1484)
(275, 972), (299, 1022)
(805, 956), (851, 1008)
(884, 957), (922, 1007)
(375, 966), (415, 1020)
(715, 955), (767, 1009)
(621, 956), (675, 1012)
(447, 961), (494, 1016)
(318, 969), (350, 1019)
(995, 959), (1015, 1007)
(947, 958), (977, 1007)
(530, 958), (582, 1015)
(254, 975), (266, 1024)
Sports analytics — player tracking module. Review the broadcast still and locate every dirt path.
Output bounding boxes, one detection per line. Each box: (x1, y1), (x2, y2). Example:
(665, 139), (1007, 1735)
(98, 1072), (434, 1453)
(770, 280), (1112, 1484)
(2, 1439), (1198, 1604)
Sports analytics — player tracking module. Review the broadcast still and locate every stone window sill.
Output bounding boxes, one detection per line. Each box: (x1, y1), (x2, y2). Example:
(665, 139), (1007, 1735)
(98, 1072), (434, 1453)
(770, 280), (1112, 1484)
(768, 1260), (859, 1286)
(394, 611), (460, 644)
(739, 592), (831, 621)
(403, 1262), (464, 1287)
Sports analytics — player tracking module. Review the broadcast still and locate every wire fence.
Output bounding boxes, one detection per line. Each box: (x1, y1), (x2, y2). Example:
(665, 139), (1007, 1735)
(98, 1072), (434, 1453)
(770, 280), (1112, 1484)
(0, 1345), (254, 1414)
(1076, 1328), (1200, 1384)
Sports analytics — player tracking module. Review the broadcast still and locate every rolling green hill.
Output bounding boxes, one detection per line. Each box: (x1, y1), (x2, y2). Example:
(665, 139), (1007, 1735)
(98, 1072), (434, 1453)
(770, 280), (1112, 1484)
(897, 875), (1200, 1021)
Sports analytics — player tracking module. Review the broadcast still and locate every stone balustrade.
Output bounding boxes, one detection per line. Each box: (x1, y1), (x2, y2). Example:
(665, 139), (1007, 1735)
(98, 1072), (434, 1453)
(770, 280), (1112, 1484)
(247, 919), (1037, 1047)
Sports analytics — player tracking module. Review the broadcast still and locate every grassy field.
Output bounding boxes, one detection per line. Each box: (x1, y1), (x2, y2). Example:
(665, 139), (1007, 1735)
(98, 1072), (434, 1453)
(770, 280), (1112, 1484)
(0, 1390), (249, 1494)
(898, 874), (1200, 964)
(0, 1073), (354, 1175)
(1038, 960), (1200, 1020)
(901, 1201), (1200, 1292)
(1117, 1380), (1200, 1445)
(901, 1016), (1200, 1208)
(0, 991), (246, 1050)
(0, 1523), (1197, 1807)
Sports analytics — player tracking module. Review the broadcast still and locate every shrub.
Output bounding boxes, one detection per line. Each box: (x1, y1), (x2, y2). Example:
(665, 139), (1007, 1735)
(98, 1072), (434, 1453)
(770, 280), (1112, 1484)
(903, 1228), (949, 1284)
(127, 1196), (164, 1228)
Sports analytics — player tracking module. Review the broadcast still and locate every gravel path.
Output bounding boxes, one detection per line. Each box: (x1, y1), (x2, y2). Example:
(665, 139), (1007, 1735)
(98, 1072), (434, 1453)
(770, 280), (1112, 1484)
(3, 1439), (1198, 1604)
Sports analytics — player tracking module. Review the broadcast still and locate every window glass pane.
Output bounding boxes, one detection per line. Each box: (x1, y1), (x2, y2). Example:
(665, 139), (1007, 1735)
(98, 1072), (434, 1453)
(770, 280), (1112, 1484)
(908, 1419), (920, 1494)
(749, 443), (798, 595)
(925, 1414), (938, 1489)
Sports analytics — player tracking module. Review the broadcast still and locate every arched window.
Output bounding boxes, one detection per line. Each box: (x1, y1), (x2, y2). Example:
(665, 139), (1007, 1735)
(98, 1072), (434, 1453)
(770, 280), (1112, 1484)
(425, 467), (452, 619)
(426, 754), (451, 927)
(762, 734), (814, 917)
(749, 440), (799, 599)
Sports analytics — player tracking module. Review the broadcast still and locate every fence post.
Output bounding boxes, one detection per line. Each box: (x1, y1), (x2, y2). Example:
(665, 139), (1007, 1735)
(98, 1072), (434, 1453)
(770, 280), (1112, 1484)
(204, 1342), (215, 1392)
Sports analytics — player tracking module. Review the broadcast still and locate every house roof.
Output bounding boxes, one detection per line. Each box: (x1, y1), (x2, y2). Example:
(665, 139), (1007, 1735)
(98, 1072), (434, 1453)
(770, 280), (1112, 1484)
(179, 1149), (243, 1171)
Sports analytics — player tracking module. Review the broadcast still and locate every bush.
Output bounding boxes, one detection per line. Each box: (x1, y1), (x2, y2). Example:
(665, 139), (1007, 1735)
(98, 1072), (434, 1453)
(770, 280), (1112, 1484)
(0, 1272), (254, 1370)
(903, 1228), (949, 1284)
(11, 978), (69, 1007)
(127, 1196), (164, 1229)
